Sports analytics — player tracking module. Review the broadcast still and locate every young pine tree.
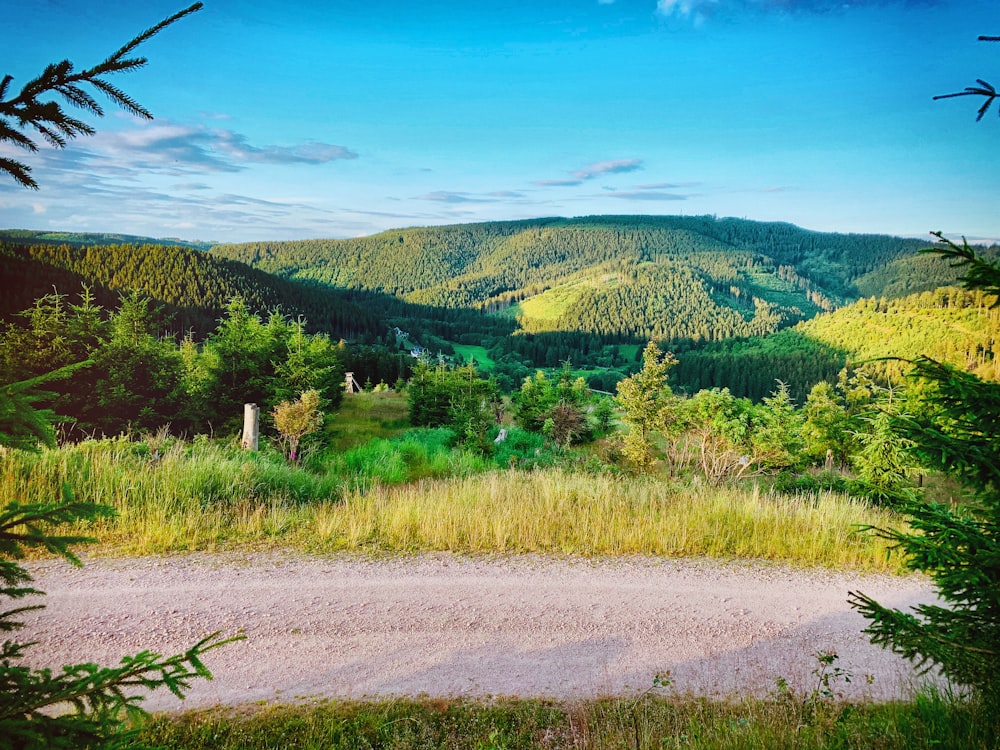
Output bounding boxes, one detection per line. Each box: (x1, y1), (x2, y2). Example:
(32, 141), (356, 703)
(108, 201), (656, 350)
(848, 235), (1000, 706)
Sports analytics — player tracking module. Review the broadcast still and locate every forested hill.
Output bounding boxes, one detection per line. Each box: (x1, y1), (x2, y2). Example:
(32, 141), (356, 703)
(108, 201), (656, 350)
(0, 241), (379, 340)
(210, 215), (937, 345)
(672, 285), (1000, 402)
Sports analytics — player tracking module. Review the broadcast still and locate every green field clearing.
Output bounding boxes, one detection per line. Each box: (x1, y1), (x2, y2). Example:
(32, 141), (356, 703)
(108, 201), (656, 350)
(452, 344), (496, 370)
(326, 391), (411, 451)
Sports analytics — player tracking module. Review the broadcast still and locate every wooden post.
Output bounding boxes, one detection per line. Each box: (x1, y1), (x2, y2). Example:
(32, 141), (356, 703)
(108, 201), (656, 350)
(241, 403), (259, 451)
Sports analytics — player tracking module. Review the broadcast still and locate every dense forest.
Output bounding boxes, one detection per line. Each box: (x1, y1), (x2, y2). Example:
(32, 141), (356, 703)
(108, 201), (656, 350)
(211, 216), (938, 349)
(3, 215), (997, 405)
(671, 286), (1000, 401)
(0, 240), (379, 340)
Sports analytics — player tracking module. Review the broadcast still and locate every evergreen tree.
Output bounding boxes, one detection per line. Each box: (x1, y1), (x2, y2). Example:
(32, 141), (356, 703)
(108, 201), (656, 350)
(801, 380), (853, 468)
(751, 382), (805, 473)
(91, 293), (183, 434)
(0, 363), (90, 450)
(849, 238), (1000, 705)
(407, 361), (498, 451)
(614, 341), (679, 470)
(0, 492), (236, 747)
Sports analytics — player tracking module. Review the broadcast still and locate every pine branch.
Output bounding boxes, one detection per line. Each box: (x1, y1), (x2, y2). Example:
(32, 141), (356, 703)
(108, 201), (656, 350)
(0, 3), (203, 189)
(933, 35), (1000, 121)
(922, 232), (1000, 299)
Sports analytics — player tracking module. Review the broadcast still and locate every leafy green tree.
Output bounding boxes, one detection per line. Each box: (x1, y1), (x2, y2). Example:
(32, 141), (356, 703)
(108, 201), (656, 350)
(849, 235), (1000, 706)
(750, 382), (805, 474)
(407, 361), (455, 429)
(272, 389), (324, 462)
(0, 292), (88, 381)
(91, 293), (183, 434)
(407, 361), (498, 452)
(204, 297), (283, 430)
(175, 332), (219, 432)
(0, 3), (202, 189)
(512, 363), (593, 446)
(683, 387), (755, 484)
(849, 390), (918, 504)
(272, 321), (345, 410)
(801, 380), (853, 468)
(513, 370), (559, 433)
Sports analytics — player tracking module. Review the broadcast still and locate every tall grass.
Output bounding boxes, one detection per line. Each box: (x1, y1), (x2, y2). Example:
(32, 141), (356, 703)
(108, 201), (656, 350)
(134, 686), (997, 750)
(325, 391), (412, 452)
(1, 439), (903, 569)
(309, 472), (902, 570)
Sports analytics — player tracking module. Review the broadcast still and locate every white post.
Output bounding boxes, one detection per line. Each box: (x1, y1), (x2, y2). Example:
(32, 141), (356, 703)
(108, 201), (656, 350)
(241, 403), (259, 451)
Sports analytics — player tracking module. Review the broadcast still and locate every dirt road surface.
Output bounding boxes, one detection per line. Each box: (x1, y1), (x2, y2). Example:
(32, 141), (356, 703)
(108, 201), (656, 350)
(18, 553), (938, 711)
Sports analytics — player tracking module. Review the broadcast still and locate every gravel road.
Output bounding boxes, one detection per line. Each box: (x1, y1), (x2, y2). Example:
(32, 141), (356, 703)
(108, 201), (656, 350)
(18, 553), (938, 711)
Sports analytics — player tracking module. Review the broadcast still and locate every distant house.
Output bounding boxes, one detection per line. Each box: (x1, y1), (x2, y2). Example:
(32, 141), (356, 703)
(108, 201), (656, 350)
(410, 346), (425, 358)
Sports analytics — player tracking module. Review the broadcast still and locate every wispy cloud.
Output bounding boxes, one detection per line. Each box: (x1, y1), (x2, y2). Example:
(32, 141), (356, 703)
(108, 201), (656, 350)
(633, 181), (700, 190)
(533, 178), (585, 187)
(418, 191), (491, 204)
(604, 190), (691, 201)
(573, 159), (643, 180)
(87, 122), (358, 174)
(596, 179), (699, 201)
(656, 0), (936, 20)
(416, 189), (527, 203)
(534, 158), (643, 188)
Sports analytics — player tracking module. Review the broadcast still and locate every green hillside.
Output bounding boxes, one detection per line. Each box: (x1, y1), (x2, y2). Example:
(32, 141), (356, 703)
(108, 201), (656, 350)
(211, 215), (935, 347)
(0, 229), (214, 251)
(672, 285), (1000, 402)
(0, 241), (378, 340)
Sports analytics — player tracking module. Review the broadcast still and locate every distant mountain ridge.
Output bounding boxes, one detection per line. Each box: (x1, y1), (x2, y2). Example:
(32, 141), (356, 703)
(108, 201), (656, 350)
(0, 229), (215, 251)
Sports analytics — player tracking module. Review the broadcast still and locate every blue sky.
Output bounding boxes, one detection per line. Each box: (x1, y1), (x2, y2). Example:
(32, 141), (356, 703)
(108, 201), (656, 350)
(2, 0), (998, 243)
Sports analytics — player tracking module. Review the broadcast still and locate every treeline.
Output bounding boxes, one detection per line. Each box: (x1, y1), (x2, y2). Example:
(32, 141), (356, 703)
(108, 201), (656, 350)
(6, 218), (993, 402)
(0, 228), (213, 250)
(0, 241), (379, 341)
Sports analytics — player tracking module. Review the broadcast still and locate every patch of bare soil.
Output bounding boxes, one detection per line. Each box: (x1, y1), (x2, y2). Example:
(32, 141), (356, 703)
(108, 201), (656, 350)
(19, 553), (937, 711)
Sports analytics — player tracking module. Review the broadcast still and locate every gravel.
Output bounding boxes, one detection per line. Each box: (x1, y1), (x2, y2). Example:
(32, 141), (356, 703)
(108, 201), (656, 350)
(18, 552), (939, 711)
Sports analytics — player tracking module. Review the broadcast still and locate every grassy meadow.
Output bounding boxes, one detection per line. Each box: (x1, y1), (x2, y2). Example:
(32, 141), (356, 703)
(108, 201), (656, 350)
(10, 391), (992, 748)
(4, 426), (902, 570)
(452, 344), (496, 371)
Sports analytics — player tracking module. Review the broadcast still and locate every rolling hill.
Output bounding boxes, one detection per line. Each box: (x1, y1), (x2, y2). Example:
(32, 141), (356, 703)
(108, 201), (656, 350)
(0, 240), (378, 340)
(210, 215), (939, 346)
